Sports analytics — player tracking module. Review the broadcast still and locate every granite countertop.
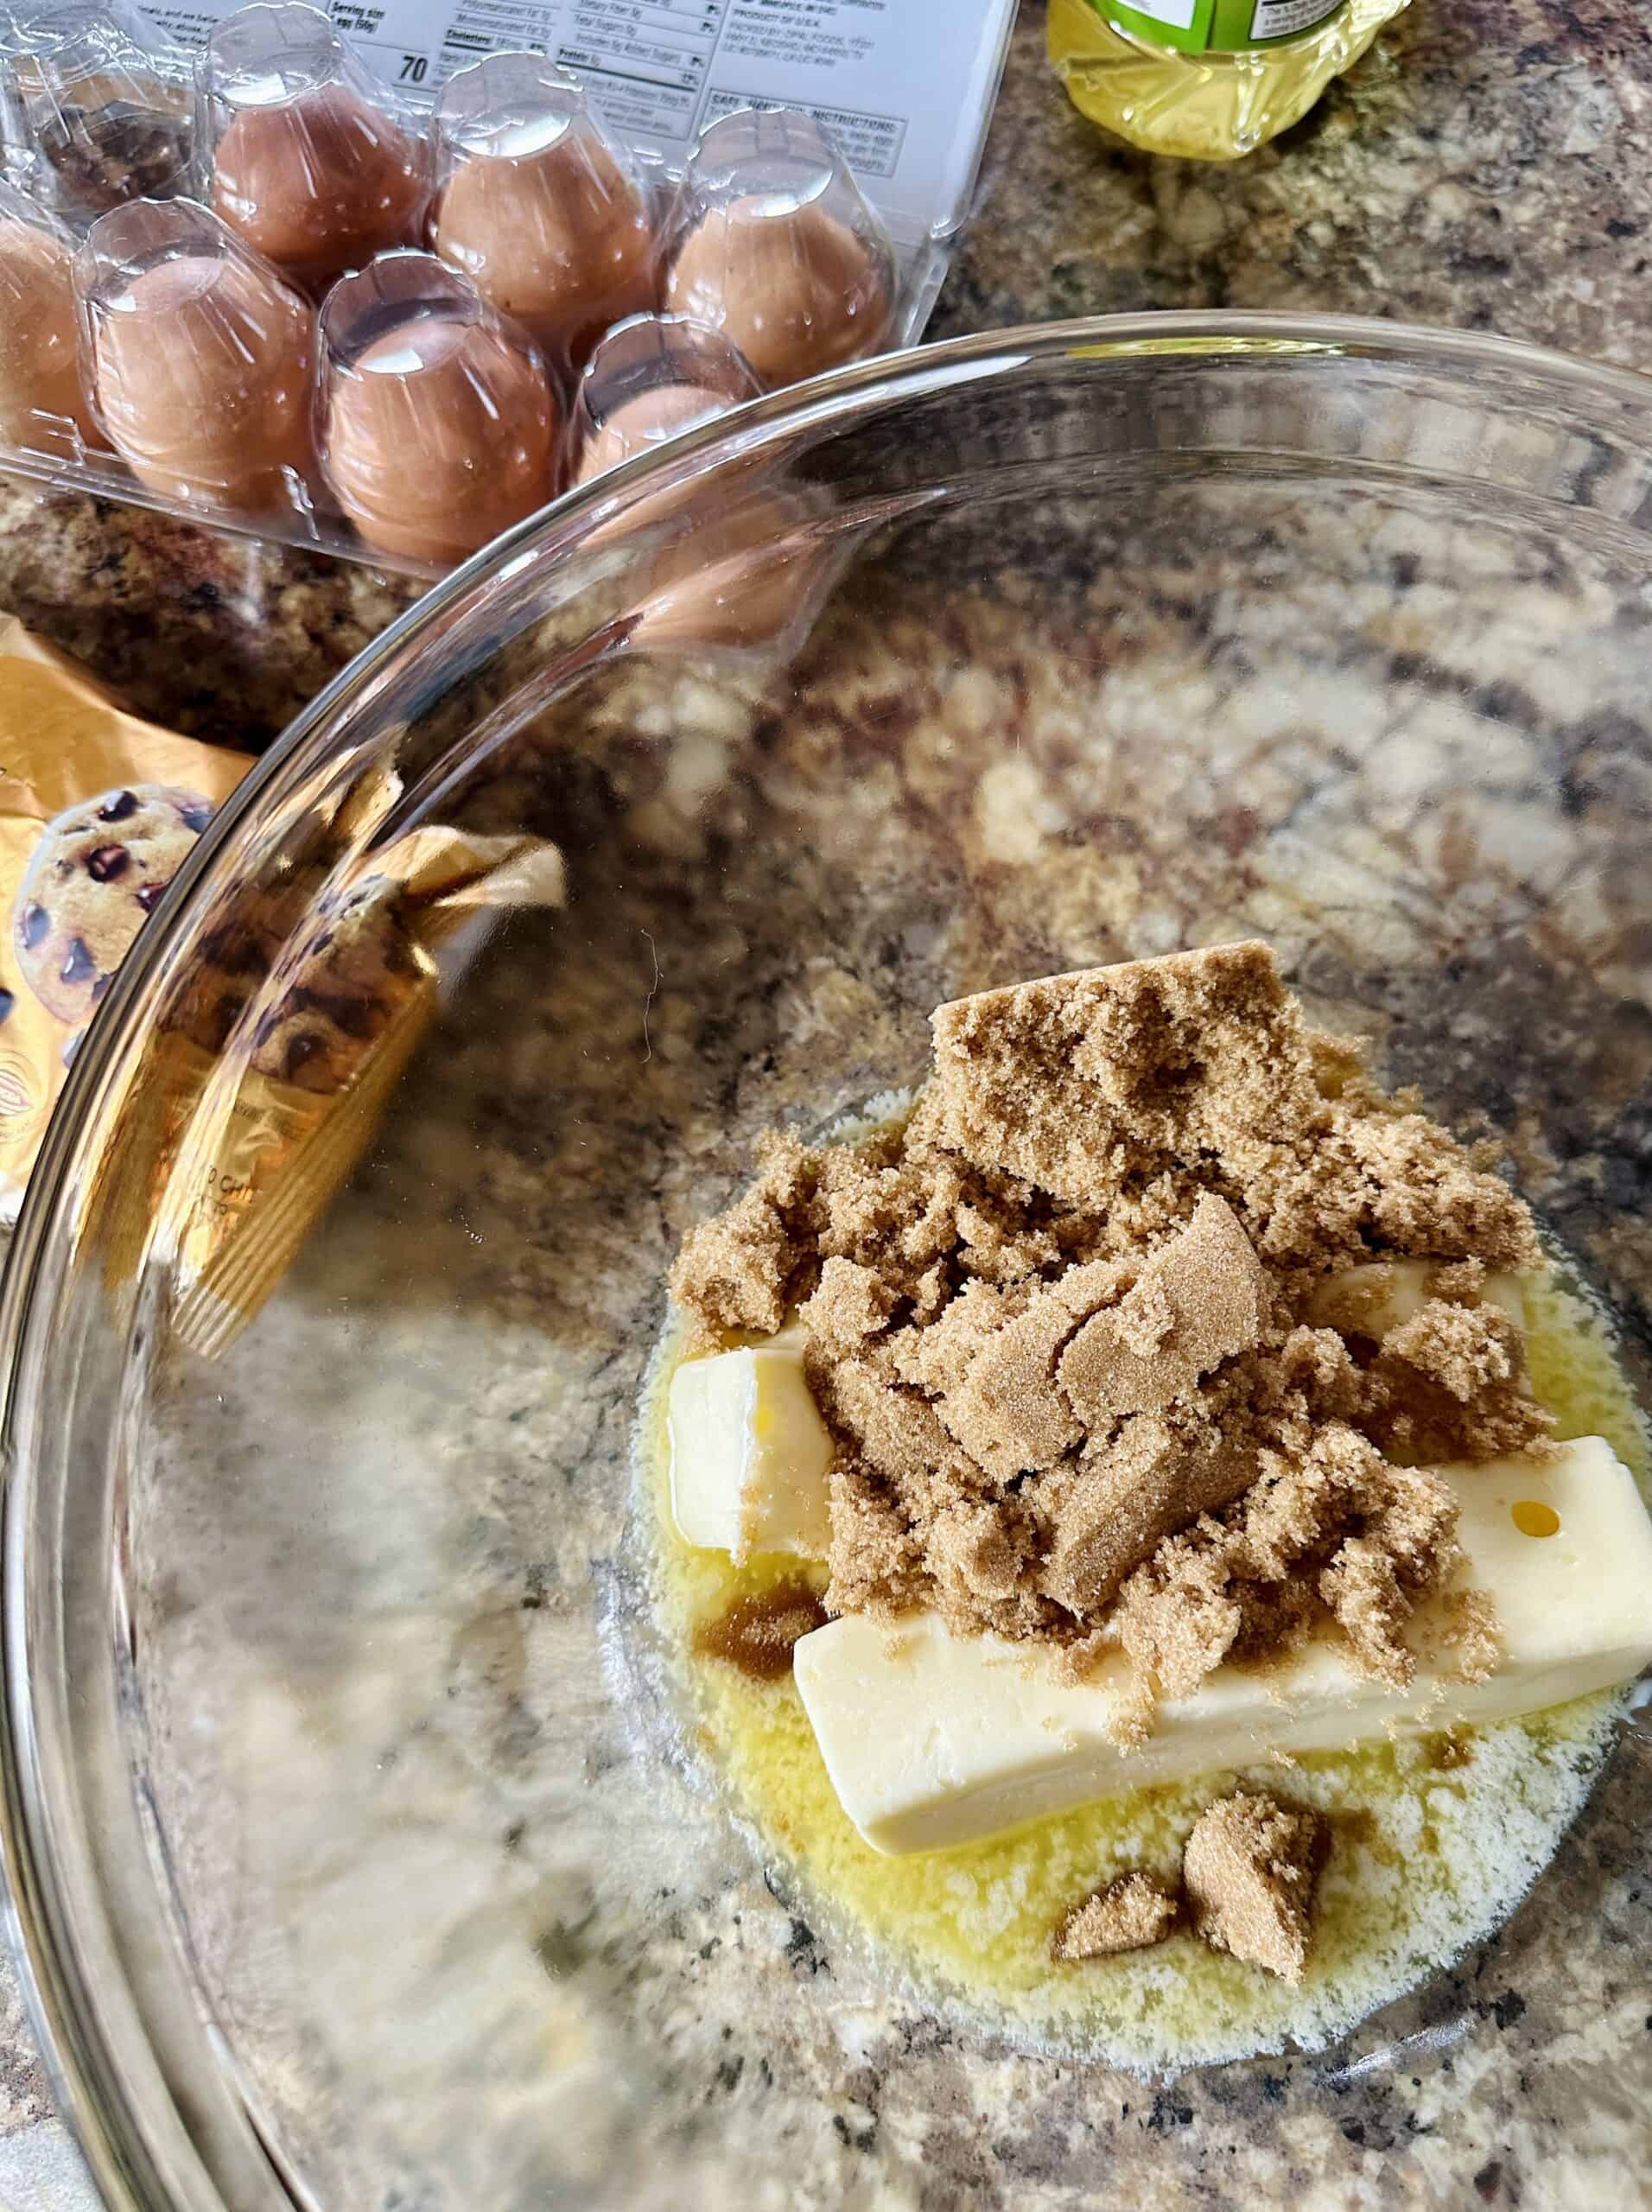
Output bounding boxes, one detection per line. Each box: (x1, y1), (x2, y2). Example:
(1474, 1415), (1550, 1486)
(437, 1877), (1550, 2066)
(1, 2), (1649, 2205)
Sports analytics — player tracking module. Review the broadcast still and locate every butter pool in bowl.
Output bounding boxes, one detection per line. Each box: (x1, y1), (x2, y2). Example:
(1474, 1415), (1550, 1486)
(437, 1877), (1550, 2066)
(3, 315), (1650, 2210)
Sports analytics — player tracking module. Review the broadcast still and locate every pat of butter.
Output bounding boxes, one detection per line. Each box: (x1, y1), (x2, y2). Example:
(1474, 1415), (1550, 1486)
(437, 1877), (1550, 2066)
(1306, 1261), (1527, 1338)
(793, 1437), (1652, 1855)
(668, 1333), (833, 1562)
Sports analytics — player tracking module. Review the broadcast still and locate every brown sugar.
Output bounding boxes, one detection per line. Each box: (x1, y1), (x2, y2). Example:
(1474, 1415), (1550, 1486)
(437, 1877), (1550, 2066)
(799, 1256), (898, 1360)
(1058, 1196), (1269, 1425)
(1110, 1517), (1247, 1711)
(1052, 1870), (1180, 1961)
(670, 944), (1543, 1729)
(1385, 1300), (1516, 1402)
(670, 1130), (818, 1344)
(821, 1458), (927, 1619)
(1105, 1428), (1463, 1719)
(927, 943), (1328, 1212)
(1182, 1789), (1327, 1982)
(888, 1279), (1026, 1398)
(1358, 1298), (1552, 1465)
(693, 1579), (829, 1682)
(1442, 1587), (1502, 1684)
(937, 1262), (1125, 1481)
(1040, 1418), (1254, 1622)
(820, 1353), (969, 1497)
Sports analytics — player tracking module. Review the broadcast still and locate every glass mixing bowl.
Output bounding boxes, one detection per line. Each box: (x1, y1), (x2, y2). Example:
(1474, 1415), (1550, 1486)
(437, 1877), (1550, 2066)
(3, 315), (1650, 2211)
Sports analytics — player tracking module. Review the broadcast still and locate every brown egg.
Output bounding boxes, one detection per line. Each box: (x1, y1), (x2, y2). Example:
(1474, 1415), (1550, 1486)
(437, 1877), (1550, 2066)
(325, 315), (560, 566)
(435, 130), (656, 366)
(574, 383), (728, 486)
(0, 217), (102, 452)
(632, 491), (821, 654)
(213, 86), (425, 283)
(665, 196), (889, 388)
(93, 252), (315, 507)
(575, 382), (739, 542)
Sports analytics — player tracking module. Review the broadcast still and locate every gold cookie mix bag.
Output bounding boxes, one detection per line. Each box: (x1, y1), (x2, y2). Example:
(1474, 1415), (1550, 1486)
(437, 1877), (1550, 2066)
(0, 614), (251, 1219)
(0, 620), (565, 1334)
(101, 805), (564, 1356)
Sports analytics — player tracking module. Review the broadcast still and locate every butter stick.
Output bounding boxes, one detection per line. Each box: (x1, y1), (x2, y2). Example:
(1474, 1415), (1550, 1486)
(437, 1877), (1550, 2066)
(794, 1438), (1652, 1856)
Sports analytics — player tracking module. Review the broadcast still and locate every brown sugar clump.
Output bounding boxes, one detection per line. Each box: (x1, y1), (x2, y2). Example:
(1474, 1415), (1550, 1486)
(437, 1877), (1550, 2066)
(1040, 1418), (1254, 1621)
(925, 1495), (1051, 1635)
(1261, 1109), (1541, 1274)
(928, 942), (1325, 1210)
(1385, 1300), (1516, 1402)
(1106, 1428), (1462, 1713)
(1111, 1516), (1246, 1706)
(1183, 1790), (1327, 1982)
(1231, 1425), (1389, 1583)
(1361, 1299), (1553, 1464)
(937, 1261), (1124, 1480)
(823, 1457), (928, 1619)
(1318, 1538), (1416, 1688)
(1053, 1871), (1180, 1961)
(937, 1286), (1084, 1478)
(669, 944), (1541, 1719)
(821, 1353), (968, 1497)
(888, 1279), (1025, 1398)
(1058, 1196), (1269, 1424)
(670, 1131), (818, 1342)
(800, 1256), (898, 1359)
(1442, 1588), (1502, 1684)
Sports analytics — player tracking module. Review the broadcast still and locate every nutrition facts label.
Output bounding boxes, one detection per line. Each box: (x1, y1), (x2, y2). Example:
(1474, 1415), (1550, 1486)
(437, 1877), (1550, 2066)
(550, 0), (728, 141)
(140, 0), (1014, 251)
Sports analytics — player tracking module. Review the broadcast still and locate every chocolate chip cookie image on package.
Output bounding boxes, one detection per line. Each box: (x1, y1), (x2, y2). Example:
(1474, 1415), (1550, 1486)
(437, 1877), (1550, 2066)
(12, 783), (215, 1026)
(249, 874), (427, 1093)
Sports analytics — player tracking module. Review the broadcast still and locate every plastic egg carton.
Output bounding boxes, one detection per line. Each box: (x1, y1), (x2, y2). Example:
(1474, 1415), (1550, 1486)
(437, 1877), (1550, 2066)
(0, 0), (1014, 575)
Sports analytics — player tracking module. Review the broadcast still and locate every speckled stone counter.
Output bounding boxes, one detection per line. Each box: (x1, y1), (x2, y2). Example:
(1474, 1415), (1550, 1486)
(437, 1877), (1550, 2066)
(0, 3), (1649, 2206)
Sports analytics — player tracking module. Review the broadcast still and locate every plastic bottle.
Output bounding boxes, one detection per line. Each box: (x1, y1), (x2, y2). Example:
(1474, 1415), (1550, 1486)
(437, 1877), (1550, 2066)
(1046, 0), (1408, 162)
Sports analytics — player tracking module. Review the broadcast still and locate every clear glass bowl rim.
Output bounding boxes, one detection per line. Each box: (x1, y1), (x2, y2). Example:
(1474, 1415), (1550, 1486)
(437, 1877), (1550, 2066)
(3, 307), (1651, 2212)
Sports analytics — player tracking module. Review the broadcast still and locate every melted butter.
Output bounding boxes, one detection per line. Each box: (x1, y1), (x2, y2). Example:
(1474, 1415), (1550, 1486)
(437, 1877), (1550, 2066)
(1511, 1498), (1561, 1539)
(692, 1576), (829, 1682)
(645, 1268), (1649, 2063)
